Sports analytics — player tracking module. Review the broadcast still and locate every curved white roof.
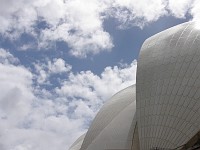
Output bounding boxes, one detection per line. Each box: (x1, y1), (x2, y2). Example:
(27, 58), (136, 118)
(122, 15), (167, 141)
(136, 21), (200, 149)
(80, 85), (137, 150)
(70, 21), (200, 150)
(69, 134), (86, 150)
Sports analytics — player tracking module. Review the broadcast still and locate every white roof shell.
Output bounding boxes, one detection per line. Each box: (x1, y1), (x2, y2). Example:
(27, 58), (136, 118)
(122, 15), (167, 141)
(136, 22), (200, 149)
(70, 21), (200, 150)
(69, 134), (86, 150)
(80, 85), (137, 150)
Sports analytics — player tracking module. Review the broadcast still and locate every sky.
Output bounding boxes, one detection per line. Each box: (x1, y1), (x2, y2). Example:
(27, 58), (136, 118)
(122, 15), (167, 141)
(0, 0), (199, 150)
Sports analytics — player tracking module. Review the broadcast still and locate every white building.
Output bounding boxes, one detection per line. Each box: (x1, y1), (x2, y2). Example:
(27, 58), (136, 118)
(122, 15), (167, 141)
(69, 22), (200, 150)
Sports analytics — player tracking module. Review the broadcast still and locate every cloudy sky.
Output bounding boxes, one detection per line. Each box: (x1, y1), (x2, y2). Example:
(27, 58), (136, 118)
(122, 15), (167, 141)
(0, 0), (200, 150)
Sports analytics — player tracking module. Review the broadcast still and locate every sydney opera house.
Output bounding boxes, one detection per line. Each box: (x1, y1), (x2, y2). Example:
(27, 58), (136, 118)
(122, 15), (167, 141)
(69, 22), (200, 150)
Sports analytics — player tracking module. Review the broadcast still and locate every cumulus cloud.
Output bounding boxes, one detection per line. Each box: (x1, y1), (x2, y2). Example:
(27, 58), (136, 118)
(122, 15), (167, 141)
(0, 0), (199, 58)
(48, 58), (72, 74)
(0, 64), (33, 121)
(0, 55), (35, 150)
(167, 0), (192, 18)
(34, 58), (71, 84)
(39, 0), (113, 58)
(0, 51), (84, 150)
(56, 60), (137, 115)
(0, 49), (137, 150)
(0, 0), (113, 58)
(0, 48), (19, 64)
(108, 0), (167, 28)
(190, 0), (200, 29)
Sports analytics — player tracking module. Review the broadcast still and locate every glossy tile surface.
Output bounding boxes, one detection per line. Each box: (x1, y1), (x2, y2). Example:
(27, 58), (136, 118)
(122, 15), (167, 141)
(136, 22), (200, 150)
(80, 85), (137, 150)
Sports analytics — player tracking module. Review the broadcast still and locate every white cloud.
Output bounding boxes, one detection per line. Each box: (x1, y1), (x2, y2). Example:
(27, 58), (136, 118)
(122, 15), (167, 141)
(0, 49), (137, 149)
(34, 58), (71, 84)
(167, 0), (192, 18)
(0, 0), (113, 58)
(0, 0), (200, 58)
(19, 43), (36, 51)
(0, 64), (33, 121)
(39, 0), (113, 58)
(190, 0), (200, 29)
(56, 60), (137, 114)
(0, 0), (37, 39)
(48, 58), (72, 74)
(0, 56), (85, 150)
(0, 48), (19, 64)
(108, 0), (167, 28)
(37, 69), (48, 84)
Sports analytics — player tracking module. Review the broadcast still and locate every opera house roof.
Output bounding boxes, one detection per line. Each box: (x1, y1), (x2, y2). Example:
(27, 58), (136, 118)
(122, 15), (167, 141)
(69, 22), (200, 150)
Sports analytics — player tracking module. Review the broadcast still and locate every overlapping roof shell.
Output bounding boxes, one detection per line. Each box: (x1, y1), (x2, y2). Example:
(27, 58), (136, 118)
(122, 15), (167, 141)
(69, 22), (200, 150)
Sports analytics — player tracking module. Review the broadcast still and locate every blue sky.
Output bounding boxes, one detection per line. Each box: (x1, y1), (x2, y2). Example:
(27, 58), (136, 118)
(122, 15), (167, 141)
(0, 15), (190, 74)
(0, 0), (199, 150)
